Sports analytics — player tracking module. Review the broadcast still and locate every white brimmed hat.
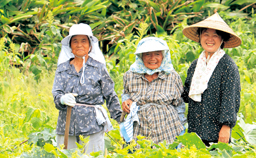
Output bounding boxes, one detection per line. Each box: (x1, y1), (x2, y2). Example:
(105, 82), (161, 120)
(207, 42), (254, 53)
(58, 23), (105, 66)
(135, 37), (169, 54)
(61, 23), (98, 46)
(182, 12), (241, 48)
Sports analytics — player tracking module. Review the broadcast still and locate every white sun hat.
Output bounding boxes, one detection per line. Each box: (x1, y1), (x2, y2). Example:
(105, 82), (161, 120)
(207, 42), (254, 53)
(134, 37), (169, 54)
(57, 23), (106, 85)
(57, 23), (105, 65)
(61, 23), (97, 46)
(182, 12), (241, 48)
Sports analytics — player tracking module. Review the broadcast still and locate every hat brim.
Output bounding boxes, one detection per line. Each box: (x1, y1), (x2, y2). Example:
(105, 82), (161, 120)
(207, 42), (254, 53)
(134, 37), (170, 54)
(182, 17), (241, 48)
(61, 34), (98, 47)
(134, 49), (168, 54)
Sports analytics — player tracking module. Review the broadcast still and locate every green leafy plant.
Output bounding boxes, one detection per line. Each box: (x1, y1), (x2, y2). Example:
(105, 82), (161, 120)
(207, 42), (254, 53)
(1, 1), (256, 157)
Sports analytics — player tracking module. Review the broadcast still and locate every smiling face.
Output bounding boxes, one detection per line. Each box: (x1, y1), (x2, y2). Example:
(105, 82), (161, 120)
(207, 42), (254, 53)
(70, 35), (91, 57)
(142, 51), (163, 70)
(200, 28), (222, 54)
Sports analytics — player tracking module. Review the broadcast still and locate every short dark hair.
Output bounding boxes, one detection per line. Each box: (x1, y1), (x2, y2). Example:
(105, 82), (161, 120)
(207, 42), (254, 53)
(197, 28), (231, 49)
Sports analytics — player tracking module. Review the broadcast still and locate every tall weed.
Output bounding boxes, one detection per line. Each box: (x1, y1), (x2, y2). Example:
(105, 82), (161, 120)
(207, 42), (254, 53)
(0, 63), (57, 156)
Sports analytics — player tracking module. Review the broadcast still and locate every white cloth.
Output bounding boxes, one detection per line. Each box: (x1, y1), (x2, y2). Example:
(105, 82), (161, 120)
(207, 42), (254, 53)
(75, 103), (114, 133)
(189, 49), (225, 102)
(56, 135), (78, 150)
(84, 130), (105, 154)
(57, 44), (105, 66)
(56, 130), (105, 154)
(119, 102), (139, 142)
(95, 105), (113, 133)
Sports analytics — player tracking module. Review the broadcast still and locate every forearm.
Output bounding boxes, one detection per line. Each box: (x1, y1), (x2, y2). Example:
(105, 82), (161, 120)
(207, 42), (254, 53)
(106, 92), (122, 123)
(218, 125), (231, 143)
(52, 77), (66, 110)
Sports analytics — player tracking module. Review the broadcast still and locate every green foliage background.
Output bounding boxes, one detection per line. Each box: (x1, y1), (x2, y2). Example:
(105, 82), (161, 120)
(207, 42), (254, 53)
(0, 0), (256, 157)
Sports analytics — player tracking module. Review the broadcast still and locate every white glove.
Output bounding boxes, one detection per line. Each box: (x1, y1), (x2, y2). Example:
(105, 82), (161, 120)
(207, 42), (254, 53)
(60, 93), (78, 107)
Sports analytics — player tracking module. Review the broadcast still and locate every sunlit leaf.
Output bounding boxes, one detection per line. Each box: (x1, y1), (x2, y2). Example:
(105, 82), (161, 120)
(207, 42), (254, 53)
(156, 25), (165, 35)
(203, 3), (229, 10)
(44, 143), (55, 152)
(9, 11), (37, 23)
(24, 107), (35, 123)
(192, 0), (205, 12)
(1, 15), (10, 24)
(31, 117), (41, 129)
(209, 142), (234, 151)
(177, 132), (206, 149)
(231, 0), (256, 5)
(149, 1), (160, 12)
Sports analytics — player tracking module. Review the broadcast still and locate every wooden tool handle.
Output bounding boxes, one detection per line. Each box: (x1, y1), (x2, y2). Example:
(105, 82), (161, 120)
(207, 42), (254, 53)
(120, 111), (127, 122)
(64, 106), (72, 149)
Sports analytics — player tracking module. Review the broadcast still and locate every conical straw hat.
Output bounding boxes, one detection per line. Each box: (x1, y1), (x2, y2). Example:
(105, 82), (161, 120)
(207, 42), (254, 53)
(182, 12), (241, 48)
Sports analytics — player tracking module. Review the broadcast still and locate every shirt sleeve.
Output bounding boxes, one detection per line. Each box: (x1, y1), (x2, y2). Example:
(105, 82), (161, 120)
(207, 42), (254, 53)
(174, 101), (186, 125)
(121, 71), (131, 103)
(123, 71), (130, 94)
(182, 60), (197, 103)
(52, 69), (67, 111)
(100, 66), (122, 123)
(121, 93), (131, 103)
(219, 61), (241, 128)
(172, 71), (187, 125)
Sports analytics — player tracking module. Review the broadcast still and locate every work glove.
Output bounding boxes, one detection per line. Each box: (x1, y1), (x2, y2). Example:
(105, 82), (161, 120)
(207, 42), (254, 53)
(60, 93), (78, 107)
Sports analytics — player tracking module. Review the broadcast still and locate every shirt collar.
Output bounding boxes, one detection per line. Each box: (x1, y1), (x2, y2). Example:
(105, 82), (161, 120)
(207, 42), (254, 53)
(134, 71), (167, 80)
(86, 57), (101, 68)
(56, 57), (100, 73)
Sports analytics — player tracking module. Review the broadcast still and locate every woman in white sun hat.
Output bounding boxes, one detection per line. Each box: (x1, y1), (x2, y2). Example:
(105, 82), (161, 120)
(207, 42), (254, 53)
(121, 37), (186, 146)
(182, 12), (241, 146)
(52, 23), (122, 153)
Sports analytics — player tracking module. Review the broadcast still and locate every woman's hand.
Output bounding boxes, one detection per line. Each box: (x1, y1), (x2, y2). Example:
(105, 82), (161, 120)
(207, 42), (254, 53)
(218, 125), (231, 143)
(60, 93), (78, 107)
(122, 99), (133, 113)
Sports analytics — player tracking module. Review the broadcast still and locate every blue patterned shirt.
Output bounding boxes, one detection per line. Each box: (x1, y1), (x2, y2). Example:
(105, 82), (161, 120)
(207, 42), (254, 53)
(52, 57), (122, 136)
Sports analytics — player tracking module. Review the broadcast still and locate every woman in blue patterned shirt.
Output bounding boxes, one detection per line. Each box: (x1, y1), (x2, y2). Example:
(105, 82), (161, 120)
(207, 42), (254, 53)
(52, 23), (122, 153)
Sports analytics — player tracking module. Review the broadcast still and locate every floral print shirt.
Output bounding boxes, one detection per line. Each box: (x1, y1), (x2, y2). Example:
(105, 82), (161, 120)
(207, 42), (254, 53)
(182, 54), (241, 141)
(52, 57), (122, 136)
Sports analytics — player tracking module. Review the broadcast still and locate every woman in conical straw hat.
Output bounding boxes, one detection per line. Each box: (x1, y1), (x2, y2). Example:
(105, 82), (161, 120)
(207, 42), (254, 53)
(52, 23), (122, 153)
(182, 12), (241, 146)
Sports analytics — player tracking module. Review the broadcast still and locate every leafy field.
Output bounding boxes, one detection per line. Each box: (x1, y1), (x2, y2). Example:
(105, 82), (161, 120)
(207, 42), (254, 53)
(1, 18), (256, 157)
(1, 0), (256, 157)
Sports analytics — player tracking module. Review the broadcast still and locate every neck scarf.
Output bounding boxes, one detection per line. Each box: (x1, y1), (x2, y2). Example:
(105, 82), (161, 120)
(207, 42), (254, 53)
(189, 49), (225, 102)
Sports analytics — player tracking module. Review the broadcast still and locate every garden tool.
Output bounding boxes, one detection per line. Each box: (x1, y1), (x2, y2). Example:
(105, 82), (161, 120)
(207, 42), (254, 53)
(120, 111), (127, 122)
(64, 106), (72, 149)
